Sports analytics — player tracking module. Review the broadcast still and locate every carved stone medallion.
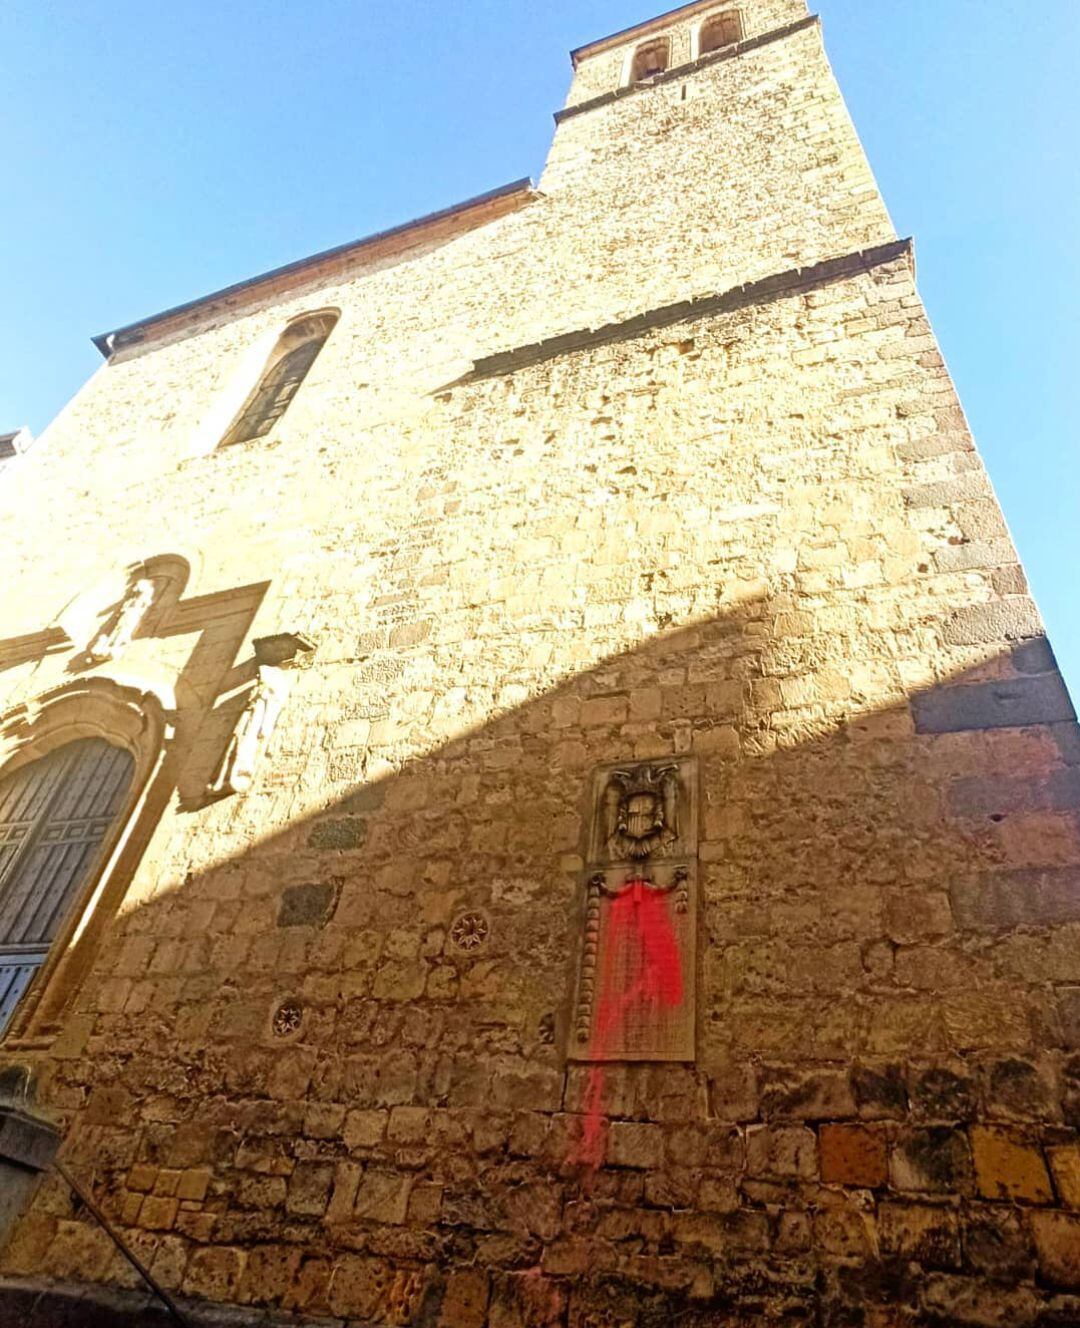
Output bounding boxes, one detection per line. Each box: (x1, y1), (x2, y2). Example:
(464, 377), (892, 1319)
(272, 999), (304, 1039)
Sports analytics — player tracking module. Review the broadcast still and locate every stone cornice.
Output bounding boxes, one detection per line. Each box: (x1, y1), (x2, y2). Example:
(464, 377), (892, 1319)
(463, 239), (913, 383)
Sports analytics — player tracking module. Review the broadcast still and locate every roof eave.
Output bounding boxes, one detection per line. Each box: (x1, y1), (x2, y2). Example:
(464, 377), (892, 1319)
(92, 177), (537, 359)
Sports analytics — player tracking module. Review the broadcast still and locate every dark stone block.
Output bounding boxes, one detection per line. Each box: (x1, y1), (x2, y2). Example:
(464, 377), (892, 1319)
(1012, 638), (1058, 675)
(951, 869), (1080, 932)
(852, 1064), (908, 1119)
(913, 674), (1076, 735)
(1052, 723), (1080, 767)
(910, 1066), (977, 1122)
(985, 1059), (1057, 1122)
(277, 880), (339, 928)
(948, 769), (1080, 818)
(962, 1206), (1033, 1280)
(892, 1127), (974, 1194)
(306, 817), (368, 851)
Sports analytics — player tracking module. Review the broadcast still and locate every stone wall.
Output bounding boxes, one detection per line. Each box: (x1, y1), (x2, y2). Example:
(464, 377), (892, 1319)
(1, 2), (1078, 1325)
(564, 0), (808, 107)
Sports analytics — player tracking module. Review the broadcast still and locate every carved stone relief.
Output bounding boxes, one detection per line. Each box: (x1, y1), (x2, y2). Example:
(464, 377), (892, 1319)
(206, 633), (315, 800)
(85, 578), (157, 664)
(572, 758), (697, 1063)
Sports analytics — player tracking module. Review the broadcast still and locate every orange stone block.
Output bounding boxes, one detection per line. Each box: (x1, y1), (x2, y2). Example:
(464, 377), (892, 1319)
(971, 1127), (1053, 1204)
(820, 1124), (888, 1188)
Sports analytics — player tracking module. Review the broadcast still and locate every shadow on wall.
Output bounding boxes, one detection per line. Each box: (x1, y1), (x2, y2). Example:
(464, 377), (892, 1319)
(3, 589), (1080, 1327)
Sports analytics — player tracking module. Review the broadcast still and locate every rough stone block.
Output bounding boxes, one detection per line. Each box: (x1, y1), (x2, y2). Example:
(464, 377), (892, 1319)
(951, 869), (1080, 932)
(891, 1128), (973, 1195)
(971, 1127), (1053, 1204)
(759, 1068), (856, 1121)
(440, 1268), (490, 1328)
(607, 1121), (664, 1169)
(1031, 1211), (1080, 1289)
(286, 1162), (334, 1217)
(1059, 988), (1080, 1050)
(745, 1125), (817, 1180)
(912, 674), (1075, 735)
(984, 1058), (1057, 1123)
(306, 817), (368, 850)
(1048, 1145), (1080, 1210)
(851, 1064), (908, 1119)
(910, 1065), (977, 1122)
(352, 1170), (412, 1225)
(962, 1206), (1033, 1280)
(879, 1202), (961, 1270)
(277, 881), (339, 928)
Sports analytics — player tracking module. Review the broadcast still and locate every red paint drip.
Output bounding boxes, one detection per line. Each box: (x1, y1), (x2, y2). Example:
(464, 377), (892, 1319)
(576, 880), (683, 1169)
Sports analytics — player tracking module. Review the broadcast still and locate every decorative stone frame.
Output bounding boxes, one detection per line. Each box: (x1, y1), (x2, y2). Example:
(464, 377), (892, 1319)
(0, 676), (173, 1045)
(691, 9), (744, 61)
(217, 307), (341, 450)
(623, 35), (672, 86)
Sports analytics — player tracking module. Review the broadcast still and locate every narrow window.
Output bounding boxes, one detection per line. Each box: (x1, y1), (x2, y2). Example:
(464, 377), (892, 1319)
(629, 37), (670, 84)
(0, 739), (133, 1035)
(698, 10), (743, 57)
(221, 311), (338, 447)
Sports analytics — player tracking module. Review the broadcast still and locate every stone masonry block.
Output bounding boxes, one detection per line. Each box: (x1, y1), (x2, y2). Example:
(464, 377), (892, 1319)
(939, 599), (1043, 647)
(1030, 1211), (1080, 1289)
(745, 1125), (817, 1180)
(607, 1121), (664, 1169)
(891, 1128), (973, 1195)
(1048, 1145), (1080, 1210)
(912, 675), (1075, 735)
(277, 880), (339, 928)
(970, 1127), (1053, 1205)
(1060, 988), (1080, 1050)
(951, 869), (1080, 932)
(819, 1124), (888, 1188)
(759, 1068), (856, 1121)
(878, 1202), (961, 1270)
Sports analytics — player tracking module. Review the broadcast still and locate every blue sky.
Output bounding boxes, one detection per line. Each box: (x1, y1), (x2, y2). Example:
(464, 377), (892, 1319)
(2, 1), (1078, 693)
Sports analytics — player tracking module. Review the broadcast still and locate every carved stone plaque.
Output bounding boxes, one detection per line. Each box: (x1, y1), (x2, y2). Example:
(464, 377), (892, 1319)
(571, 758), (697, 1063)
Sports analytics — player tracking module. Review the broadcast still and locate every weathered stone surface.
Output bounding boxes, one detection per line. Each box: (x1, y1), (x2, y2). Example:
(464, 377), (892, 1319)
(879, 1202), (960, 1270)
(912, 674), (1075, 735)
(0, 1), (1076, 1325)
(1031, 1212), (1080, 1289)
(970, 1127), (1053, 1204)
(819, 1125), (888, 1189)
(891, 1128), (973, 1195)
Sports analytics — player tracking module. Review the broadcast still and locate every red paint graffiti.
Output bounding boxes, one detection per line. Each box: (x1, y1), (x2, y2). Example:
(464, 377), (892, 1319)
(576, 879), (683, 1169)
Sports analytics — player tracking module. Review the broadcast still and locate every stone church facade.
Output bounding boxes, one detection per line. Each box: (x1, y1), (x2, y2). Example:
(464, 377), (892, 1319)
(2, 2), (1080, 1323)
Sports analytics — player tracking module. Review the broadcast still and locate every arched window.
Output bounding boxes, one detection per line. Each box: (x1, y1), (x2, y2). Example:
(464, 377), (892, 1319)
(698, 10), (743, 57)
(0, 739), (134, 1034)
(629, 37), (671, 84)
(221, 311), (338, 447)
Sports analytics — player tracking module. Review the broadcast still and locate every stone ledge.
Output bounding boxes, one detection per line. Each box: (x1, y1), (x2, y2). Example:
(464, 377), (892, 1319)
(464, 239), (913, 383)
(555, 15), (821, 124)
(0, 1107), (59, 1173)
